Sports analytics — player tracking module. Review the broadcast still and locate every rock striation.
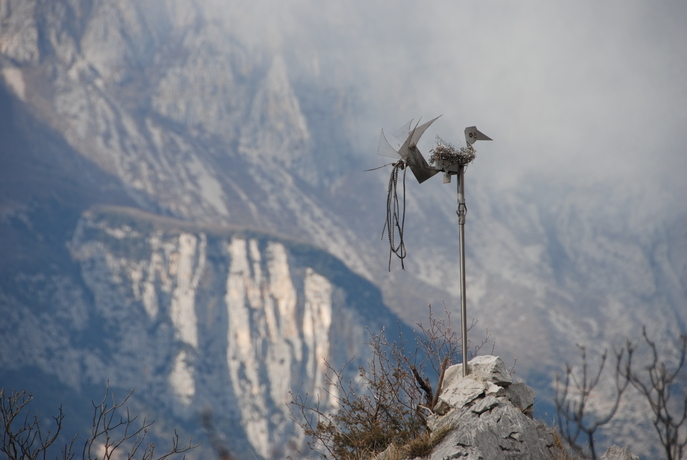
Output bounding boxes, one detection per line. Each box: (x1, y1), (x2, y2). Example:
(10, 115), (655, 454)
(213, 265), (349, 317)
(426, 355), (555, 460)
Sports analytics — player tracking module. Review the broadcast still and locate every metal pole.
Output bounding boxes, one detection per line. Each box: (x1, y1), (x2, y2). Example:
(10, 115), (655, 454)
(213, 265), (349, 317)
(457, 165), (469, 377)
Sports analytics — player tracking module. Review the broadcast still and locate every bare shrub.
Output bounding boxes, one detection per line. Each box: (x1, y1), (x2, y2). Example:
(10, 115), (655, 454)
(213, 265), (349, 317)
(619, 328), (687, 460)
(550, 428), (587, 460)
(290, 306), (489, 459)
(0, 388), (72, 460)
(0, 385), (197, 460)
(554, 346), (629, 460)
(555, 328), (687, 460)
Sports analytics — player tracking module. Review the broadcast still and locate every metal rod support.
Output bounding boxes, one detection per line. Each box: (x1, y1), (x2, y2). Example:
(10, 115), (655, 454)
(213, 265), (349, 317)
(457, 166), (469, 377)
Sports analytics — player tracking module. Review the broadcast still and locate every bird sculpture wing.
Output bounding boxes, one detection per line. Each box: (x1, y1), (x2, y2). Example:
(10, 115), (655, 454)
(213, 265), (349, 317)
(397, 116), (441, 183)
(376, 118), (417, 159)
(392, 119), (414, 141)
(376, 116), (443, 183)
(377, 129), (402, 159)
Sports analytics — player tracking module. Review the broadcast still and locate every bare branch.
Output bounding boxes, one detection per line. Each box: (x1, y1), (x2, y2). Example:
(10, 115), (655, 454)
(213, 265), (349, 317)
(0, 388), (73, 460)
(619, 329), (687, 460)
(554, 346), (629, 460)
(1, 384), (197, 460)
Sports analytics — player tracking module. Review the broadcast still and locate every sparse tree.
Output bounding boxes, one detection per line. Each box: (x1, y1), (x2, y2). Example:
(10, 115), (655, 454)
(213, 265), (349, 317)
(554, 346), (629, 460)
(556, 328), (687, 460)
(1, 385), (197, 460)
(619, 328), (687, 460)
(0, 388), (72, 460)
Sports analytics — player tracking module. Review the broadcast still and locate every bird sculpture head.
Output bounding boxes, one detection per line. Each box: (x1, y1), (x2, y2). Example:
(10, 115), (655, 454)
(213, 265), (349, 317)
(464, 126), (492, 146)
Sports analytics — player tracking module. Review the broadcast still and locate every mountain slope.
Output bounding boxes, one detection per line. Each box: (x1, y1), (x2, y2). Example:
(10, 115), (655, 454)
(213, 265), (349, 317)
(2, 0), (686, 457)
(1, 202), (400, 457)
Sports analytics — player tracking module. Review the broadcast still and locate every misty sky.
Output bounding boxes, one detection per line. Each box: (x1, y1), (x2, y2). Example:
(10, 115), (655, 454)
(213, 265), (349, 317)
(214, 0), (687, 201)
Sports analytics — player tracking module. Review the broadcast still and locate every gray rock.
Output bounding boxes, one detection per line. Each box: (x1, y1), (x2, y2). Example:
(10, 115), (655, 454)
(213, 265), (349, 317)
(504, 381), (536, 417)
(427, 356), (555, 460)
(442, 355), (513, 391)
(471, 395), (500, 415)
(434, 355), (514, 415)
(434, 377), (486, 415)
(429, 402), (555, 460)
(601, 445), (640, 460)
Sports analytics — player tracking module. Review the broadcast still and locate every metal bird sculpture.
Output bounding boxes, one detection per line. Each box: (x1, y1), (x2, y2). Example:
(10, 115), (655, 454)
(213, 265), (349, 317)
(376, 116), (492, 376)
(377, 116), (491, 182)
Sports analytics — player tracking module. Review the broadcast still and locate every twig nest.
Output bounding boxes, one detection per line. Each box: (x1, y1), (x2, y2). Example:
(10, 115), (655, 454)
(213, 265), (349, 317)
(430, 136), (475, 168)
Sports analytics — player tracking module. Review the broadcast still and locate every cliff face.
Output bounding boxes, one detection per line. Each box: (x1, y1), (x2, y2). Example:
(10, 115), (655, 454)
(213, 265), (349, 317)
(0, 3), (376, 455)
(1, 206), (392, 458)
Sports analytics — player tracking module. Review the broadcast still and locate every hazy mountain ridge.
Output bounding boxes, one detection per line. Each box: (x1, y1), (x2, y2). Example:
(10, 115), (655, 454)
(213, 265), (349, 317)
(2, 0), (373, 276)
(2, 0), (686, 457)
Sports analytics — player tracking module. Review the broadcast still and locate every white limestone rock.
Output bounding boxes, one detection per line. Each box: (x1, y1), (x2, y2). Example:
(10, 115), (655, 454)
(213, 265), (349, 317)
(434, 355), (513, 415)
(471, 395), (500, 415)
(434, 377), (486, 416)
(443, 355), (513, 389)
(428, 355), (555, 460)
(429, 402), (555, 460)
(504, 381), (536, 417)
(63, 208), (386, 458)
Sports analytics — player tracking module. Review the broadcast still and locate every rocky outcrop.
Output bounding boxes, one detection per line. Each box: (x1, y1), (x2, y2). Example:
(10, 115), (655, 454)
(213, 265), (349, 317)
(425, 356), (555, 460)
(422, 356), (640, 460)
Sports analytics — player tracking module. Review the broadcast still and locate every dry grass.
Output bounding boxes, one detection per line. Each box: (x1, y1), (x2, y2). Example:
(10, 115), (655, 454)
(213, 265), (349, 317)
(551, 428), (588, 460)
(370, 425), (452, 460)
(403, 425), (451, 459)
